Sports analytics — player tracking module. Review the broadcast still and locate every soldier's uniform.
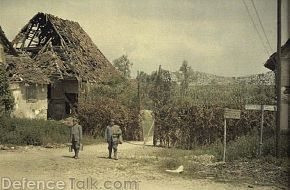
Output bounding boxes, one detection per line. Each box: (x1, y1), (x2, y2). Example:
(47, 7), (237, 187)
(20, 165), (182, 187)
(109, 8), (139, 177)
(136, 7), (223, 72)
(70, 121), (82, 159)
(105, 121), (123, 160)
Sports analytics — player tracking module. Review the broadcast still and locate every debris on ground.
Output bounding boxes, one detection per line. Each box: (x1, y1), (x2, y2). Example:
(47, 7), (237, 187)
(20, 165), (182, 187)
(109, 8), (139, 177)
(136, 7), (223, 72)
(44, 143), (54, 148)
(0, 145), (10, 150)
(187, 158), (289, 188)
(43, 143), (67, 149)
(191, 154), (215, 165)
(166, 165), (184, 173)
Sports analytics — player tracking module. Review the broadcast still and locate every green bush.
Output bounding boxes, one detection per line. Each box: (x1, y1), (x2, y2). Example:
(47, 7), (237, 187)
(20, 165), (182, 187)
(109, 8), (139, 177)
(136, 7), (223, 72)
(0, 116), (70, 145)
(78, 97), (141, 140)
(79, 72), (142, 140)
(153, 100), (276, 150)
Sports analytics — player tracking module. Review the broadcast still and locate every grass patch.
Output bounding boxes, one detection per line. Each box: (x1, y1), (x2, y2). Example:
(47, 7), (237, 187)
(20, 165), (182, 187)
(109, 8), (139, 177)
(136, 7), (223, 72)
(82, 135), (105, 145)
(139, 132), (289, 169)
(187, 133), (289, 162)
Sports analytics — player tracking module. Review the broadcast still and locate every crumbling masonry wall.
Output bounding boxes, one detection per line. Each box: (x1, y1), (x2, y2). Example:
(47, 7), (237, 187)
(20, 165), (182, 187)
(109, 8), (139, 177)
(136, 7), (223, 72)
(10, 83), (47, 119)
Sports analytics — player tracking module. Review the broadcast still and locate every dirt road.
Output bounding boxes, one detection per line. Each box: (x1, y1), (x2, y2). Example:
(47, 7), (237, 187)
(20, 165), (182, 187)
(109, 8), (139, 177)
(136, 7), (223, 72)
(0, 142), (278, 190)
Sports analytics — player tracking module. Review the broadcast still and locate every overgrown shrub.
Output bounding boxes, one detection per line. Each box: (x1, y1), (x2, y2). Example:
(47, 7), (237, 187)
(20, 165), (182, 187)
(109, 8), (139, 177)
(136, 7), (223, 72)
(153, 101), (275, 150)
(0, 116), (70, 145)
(78, 98), (141, 140)
(225, 134), (259, 161)
(196, 132), (289, 161)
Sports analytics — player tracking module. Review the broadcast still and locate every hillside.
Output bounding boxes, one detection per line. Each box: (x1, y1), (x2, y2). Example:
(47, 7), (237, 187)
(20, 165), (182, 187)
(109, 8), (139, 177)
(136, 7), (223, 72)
(172, 71), (275, 86)
(234, 71), (275, 85)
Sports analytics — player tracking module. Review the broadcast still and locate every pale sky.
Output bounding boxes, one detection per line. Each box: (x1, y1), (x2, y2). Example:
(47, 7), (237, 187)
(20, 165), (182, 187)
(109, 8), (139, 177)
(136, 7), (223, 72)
(0, 0), (288, 77)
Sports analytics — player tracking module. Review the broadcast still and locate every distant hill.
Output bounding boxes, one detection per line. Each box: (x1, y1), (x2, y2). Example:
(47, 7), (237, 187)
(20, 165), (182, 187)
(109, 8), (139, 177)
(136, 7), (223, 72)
(172, 71), (275, 86)
(233, 71), (275, 86)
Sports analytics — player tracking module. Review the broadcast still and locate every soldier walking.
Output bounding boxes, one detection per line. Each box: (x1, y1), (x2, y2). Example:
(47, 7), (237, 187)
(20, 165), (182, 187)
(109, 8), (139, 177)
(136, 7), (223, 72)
(105, 119), (123, 160)
(70, 118), (82, 159)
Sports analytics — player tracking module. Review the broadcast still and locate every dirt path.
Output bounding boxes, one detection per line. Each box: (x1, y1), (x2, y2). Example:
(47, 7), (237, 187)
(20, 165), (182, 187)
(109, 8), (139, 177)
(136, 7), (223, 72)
(0, 142), (278, 190)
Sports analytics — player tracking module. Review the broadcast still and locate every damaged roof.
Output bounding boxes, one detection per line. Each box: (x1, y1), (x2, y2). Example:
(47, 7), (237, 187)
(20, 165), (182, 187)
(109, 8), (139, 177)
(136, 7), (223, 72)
(1, 26), (49, 84)
(9, 12), (118, 83)
(5, 54), (50, 84)
(264, 39), (290, 71)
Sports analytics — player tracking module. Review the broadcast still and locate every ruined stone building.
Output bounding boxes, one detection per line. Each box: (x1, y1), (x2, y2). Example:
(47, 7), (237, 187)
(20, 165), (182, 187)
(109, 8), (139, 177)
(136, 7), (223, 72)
(0, 12), (118, 120)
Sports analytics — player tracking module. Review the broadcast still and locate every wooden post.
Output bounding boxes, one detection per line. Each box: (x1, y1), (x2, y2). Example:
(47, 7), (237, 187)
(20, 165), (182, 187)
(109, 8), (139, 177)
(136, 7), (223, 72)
(259, 105), (264, 156)
(275, 0), (282, 158)
(137, 71), (141, 112)
(222, 108), (240, 162)
(223, 118), (227, 162)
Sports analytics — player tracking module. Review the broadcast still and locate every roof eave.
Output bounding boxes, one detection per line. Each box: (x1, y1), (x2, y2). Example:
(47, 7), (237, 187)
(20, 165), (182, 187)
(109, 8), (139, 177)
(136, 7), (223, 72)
(264, 57), (276, 71)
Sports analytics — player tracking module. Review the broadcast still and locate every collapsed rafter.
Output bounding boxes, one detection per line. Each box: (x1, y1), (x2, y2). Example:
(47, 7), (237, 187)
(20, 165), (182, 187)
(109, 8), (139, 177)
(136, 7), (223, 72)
(8, 12), (118, 83)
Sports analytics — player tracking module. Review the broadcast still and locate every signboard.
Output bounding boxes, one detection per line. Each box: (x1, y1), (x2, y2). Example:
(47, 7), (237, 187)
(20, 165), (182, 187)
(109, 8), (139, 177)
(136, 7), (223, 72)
(245, 104), (276, 111)
(245, 104), (276, 156)
(245, 104), (262, 110)
(223, 108), (241, 162)
(263, 105), (277, 111)
(224, 108), (241, 119)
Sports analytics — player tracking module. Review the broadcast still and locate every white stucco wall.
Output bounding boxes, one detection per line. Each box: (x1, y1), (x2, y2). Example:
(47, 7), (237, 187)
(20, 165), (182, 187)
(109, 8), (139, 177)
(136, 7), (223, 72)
(10, 83), (48, 119)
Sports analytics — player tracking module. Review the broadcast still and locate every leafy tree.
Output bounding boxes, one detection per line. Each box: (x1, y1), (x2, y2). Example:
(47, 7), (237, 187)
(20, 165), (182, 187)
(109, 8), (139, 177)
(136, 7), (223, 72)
(148, 65), (174, 146)
(79, 73), (141, 140)
(149, 65), (173, 109)
(0, 65), (14, 114)
(179, 60), (191, 97)
(78, 98), (140, 140)
(137, 71), (158, 110)
(85, 75), (138, 109)
(113, 55), (133, 78)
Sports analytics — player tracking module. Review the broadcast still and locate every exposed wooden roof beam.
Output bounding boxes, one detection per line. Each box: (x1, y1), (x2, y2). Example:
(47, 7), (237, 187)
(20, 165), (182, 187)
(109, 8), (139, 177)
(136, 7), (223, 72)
(0, 26), (18, 56)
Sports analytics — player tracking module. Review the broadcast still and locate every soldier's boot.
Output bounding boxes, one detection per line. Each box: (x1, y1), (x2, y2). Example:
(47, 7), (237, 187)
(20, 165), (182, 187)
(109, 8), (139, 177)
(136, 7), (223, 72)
(114, 151), (118, 160)
(73, 148), (77, 158)
(108, 149), (112, 159)
(74, 149), (79, 159)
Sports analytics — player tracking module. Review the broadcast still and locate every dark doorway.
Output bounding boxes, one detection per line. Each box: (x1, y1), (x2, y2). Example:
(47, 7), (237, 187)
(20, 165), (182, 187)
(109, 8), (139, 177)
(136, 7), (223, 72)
(64, 93), (78, 115)
(47, 80), (79, 120)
